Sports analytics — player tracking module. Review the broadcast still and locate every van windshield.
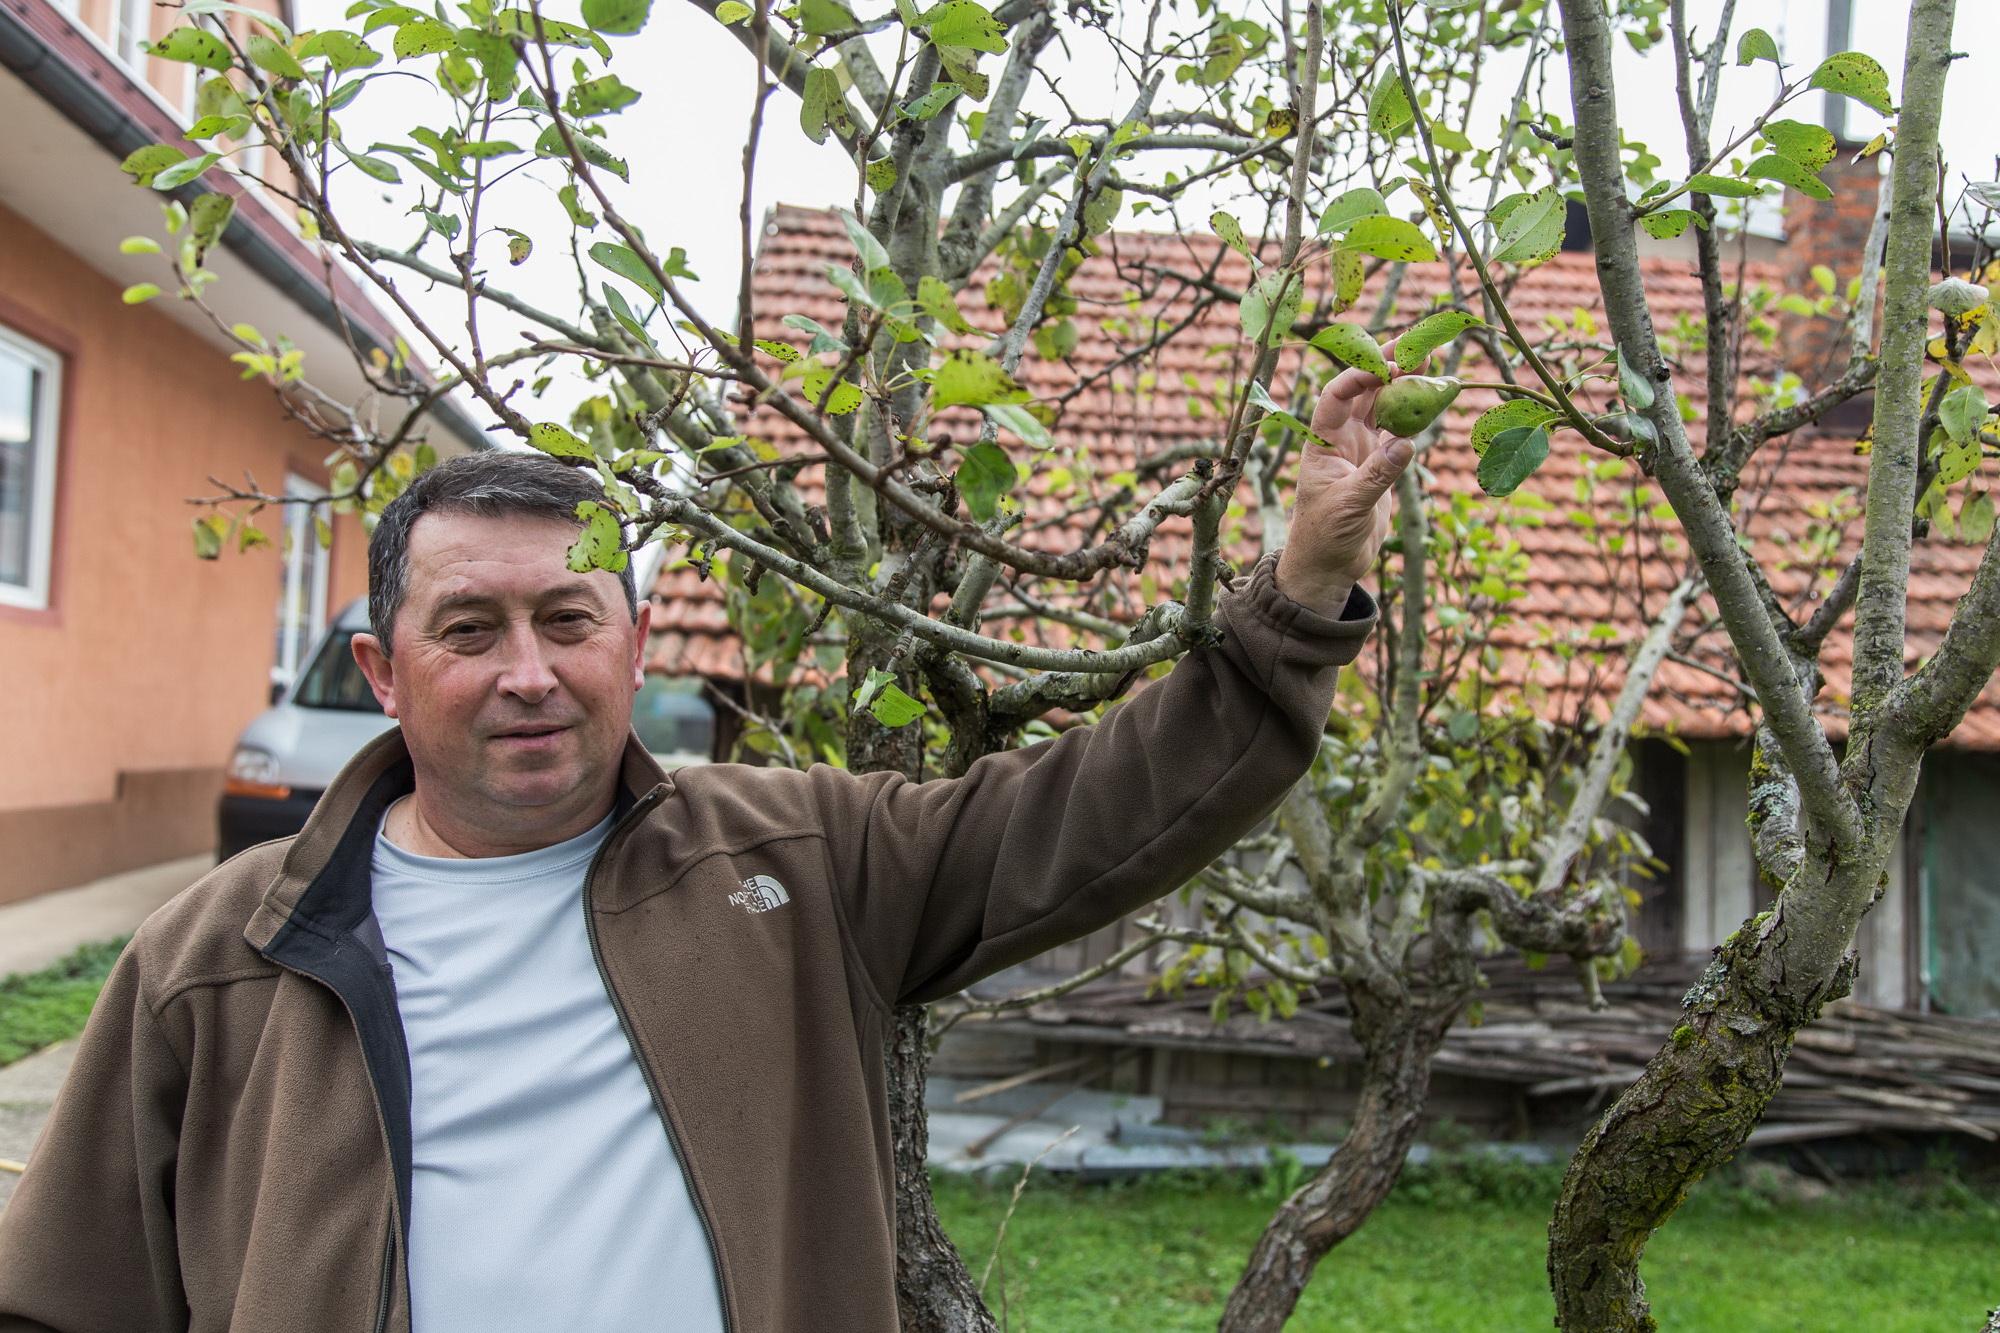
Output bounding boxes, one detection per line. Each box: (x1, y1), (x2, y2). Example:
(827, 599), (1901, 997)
(291, 631), (384, 712)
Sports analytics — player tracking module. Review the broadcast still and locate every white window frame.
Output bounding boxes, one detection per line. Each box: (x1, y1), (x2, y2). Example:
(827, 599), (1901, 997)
(273, 474), (331, 688)
(0, 326), (63, 612)
(112, 0), (150, 69)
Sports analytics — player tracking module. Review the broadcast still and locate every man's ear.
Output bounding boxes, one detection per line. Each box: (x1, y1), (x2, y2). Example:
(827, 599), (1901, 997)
(630, 599), (654, 693)
(351, 632), (400, 719)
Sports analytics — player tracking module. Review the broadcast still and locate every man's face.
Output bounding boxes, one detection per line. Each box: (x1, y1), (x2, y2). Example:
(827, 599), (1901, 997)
(350, 510), (650, 836)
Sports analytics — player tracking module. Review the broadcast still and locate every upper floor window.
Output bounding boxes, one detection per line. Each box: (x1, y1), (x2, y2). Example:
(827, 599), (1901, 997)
(112, 0), (150, 69)
(0, 326), (62, 611)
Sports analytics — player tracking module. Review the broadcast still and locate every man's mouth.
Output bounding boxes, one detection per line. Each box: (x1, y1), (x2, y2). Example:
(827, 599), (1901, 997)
(492, 725), (570, 741)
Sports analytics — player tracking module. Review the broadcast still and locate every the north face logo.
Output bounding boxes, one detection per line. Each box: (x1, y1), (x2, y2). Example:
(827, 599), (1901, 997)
(728, 875), (792, 913)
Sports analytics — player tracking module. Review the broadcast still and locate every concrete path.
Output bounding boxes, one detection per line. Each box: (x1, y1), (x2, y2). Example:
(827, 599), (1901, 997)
(0, 854), (212, 980)
(0, 1040), (76, 1210)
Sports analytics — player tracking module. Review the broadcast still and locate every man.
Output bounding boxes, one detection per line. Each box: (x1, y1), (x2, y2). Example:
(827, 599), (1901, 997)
(0, 369), (1409, 1332)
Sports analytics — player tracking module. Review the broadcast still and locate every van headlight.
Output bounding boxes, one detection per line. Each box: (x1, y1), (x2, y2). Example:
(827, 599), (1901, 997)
(229, 747), (280, 783)
(225, 747), (288, 798)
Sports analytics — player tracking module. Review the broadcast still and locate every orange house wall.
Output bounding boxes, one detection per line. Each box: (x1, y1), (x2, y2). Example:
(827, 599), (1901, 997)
(0, 199), (366, 897)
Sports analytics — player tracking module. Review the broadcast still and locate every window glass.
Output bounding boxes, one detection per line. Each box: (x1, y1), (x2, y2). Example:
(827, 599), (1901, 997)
(273, 476), (330, 688)
(633, 676), (715, 759)
(292, 631), (383, 712)
(0, 329), (59, 609)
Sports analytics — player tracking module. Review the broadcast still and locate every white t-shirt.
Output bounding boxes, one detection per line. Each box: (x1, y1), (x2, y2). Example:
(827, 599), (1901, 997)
(370, 809), (727, 1333)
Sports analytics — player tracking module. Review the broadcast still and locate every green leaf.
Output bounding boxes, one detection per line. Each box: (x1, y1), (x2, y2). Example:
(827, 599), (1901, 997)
(151, 153), (221, 191)
(121, 145), (188, 187)
(567, 75), (641, 116)
(1339, 215), (1437, 263)
(119, 235), (163, 255)
(189, 192), (234, 249)
(800, 66), (853, 145)
(956, 440), (1017, 520)
(783, 313), (846, 357)
(1489, 188), (1564, 266)
(1617, 347), (1656, 411)
(501, 228), (532, 265)
(1477, 424), (1550, 496)
(837, 208), (891, 273)
(1745, 154), (1830, 201)
(1736, 26), (1779, 65)
(1240, 269), (1304, 344)
(298, 29), (381, 69)
(714, 0), (751, 22)
(567, 501), (629, 574)
(929, 349), (1028, 408)
(1962, 492), (1996, 545)
(601, 284), (659, 354)
(533, 125), (629, 180)
(1431, 125), (1473, 153)
(247, 32), (306, 78)
(1471, 398), (1560, 456)
(869, 682), (926, 728)
(1309, 323), (1392, 382)
(904, 83), (961, 119)
(122, 283), (162, 304)
(1367, 69), (1413, 138)
(1316, 187), (1388, 236)
(392, 17), (455, 57)
(921, 1), (1007, 54)
(799, 0), (856, 35)
(1245, 379), (1309, 437)
(866, 158), (898, 193)
(1330, 248), (1364, 314)
(983, 402), (1049, 448)
(184, 114), (251, 139)
(1685, 174), (1762, 198)
(1639, 209), (1702, 240)
(935, 43), (989, 101)
(558, 183), (597, 227)
(341, 145), (403, 183)
(1394, 310), (1482, 371)
(798, 364), (863, 414)
(589, 242), (665, 302)
(530, 422), (595, 458)
(918, 275), (975, 334)
(1761, 119), (1836, 173)
(582, 0), (652, 34)
(149, 27), (232, 69)
(1940, 384), (1989, 445)
(1210, 210), (1254, 262)
(192, 514), (227, 559)
(1810, 51), (1893, 117)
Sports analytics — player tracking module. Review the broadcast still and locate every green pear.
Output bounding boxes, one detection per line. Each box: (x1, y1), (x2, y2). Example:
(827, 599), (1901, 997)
(1374, 375), (1462, 439)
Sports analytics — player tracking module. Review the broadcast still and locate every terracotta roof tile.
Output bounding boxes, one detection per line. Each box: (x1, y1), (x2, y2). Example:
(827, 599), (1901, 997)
(649, 205), (2000, 750)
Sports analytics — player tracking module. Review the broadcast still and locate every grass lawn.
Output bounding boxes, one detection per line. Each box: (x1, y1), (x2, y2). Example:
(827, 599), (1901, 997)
(0, 939), (127, 1067)
(934, 1159), (1998, 1331)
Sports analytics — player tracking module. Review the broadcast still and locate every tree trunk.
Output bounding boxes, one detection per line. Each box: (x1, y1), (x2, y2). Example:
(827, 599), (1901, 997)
(848, 608), (998, 1331)
(1546, 902), (1860, 1331)
(1218, 991), (1446, 1332)
(890, 1003), (999, 1333)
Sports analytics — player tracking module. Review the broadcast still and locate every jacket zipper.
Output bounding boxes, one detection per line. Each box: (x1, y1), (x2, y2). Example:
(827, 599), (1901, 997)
(373, 1220), (395, 1333)
(582, 786), (738, 1333)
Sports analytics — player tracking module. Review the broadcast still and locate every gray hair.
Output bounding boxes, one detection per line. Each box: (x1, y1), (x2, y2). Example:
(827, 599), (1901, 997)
(366, 450), (637, 654)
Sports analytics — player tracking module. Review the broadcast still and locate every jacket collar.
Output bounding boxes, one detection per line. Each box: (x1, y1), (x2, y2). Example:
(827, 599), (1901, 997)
(243, 728), (674, 953)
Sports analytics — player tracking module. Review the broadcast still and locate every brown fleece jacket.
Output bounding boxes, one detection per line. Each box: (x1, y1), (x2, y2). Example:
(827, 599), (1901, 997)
(0, 553), (1373, 1332)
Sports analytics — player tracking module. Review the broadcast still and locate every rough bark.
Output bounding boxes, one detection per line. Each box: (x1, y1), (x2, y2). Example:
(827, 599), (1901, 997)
(1545, 2), (1960, 1328)
(1217, 987), (1448, 1333)
(890, 1004), (998, 1333)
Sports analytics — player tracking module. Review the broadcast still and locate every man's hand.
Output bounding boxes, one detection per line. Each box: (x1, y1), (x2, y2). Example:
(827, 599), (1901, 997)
(1272, 364), (1416, 617)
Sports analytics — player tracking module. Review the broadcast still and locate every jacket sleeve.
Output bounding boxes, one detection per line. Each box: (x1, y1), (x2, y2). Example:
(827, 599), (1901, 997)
(0, 948), (189, 1332)
(813, 551), (1376, 1007)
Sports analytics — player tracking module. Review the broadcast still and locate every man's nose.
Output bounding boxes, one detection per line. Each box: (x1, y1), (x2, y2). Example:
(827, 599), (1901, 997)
(494, 623), (559, 703)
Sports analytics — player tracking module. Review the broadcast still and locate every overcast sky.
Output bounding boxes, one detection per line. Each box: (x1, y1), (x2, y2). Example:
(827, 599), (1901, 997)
(294, 0), (1997, 436)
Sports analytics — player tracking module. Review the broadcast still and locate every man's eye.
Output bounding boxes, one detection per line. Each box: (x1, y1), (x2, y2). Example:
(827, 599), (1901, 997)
(445, 623), (488, 638)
